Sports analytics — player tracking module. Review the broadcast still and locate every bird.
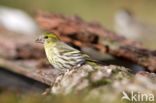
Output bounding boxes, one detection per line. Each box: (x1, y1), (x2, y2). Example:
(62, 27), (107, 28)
(36, 32), (96, 72)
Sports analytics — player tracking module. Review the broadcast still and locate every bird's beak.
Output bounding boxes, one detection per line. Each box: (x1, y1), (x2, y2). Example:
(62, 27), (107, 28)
(35, 38), (44, 44)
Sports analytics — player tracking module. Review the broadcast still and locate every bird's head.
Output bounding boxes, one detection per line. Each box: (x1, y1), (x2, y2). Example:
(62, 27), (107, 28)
(36, 32), (60, 44)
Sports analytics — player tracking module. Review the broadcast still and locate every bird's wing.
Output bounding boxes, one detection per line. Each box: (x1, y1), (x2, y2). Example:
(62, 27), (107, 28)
(58, 42), (97, 66)
(58, 42), (80, 54)
(58, 42), (86, 62)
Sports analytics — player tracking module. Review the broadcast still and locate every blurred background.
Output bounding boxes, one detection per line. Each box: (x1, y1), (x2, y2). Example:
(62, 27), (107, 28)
(0, 0), (156, 103)
(0, 0), (156, 49)
(0, 0), (156, 29)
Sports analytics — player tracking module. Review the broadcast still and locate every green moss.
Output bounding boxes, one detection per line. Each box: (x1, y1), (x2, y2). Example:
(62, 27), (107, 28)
(90, 79), (110, 88)
(111, 68), (122, 74)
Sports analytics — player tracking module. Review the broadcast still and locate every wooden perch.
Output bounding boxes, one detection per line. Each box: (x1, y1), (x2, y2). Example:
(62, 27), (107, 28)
(0, 11), (156, 89)
(36, 12), (156, 72)
(0, 58), (58, 86)
(0, 35), (59, 86)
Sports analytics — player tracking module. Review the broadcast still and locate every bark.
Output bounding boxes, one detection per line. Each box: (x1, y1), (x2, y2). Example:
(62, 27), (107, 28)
(0, 34), (58, 86)
(36, 11), (156, 72)
(0, 11), (156, 88)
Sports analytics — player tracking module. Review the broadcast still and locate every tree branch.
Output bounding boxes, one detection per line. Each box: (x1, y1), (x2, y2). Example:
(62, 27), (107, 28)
(36, 12), (156, 72)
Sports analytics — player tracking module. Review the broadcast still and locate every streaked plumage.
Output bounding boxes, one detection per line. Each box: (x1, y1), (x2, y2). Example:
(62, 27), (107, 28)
(36, 32), (96, 72)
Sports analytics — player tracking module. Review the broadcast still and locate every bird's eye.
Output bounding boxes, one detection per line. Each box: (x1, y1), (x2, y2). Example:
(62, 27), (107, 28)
(44, 36), (48, 39)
